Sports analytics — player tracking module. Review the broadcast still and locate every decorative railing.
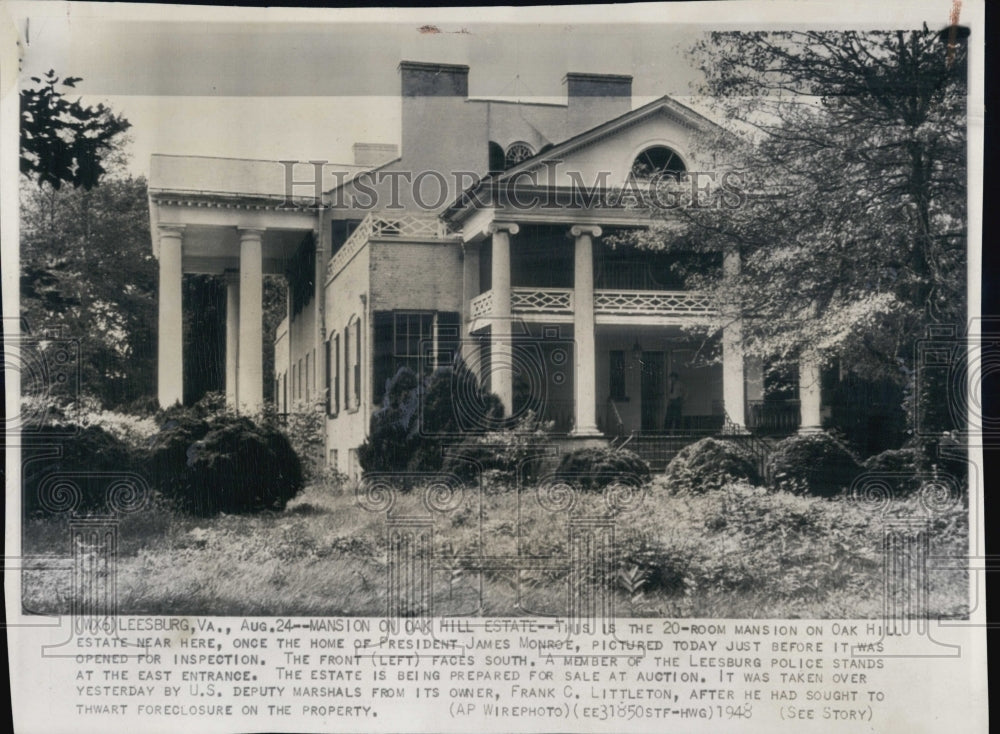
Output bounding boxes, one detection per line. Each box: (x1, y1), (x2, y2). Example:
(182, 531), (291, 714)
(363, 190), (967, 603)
(327, 215), (374, 280)
(719, 410), (773, 480)
(327, 213), (456, 281)
(627, 433), (712, 471)
(604, 399), (627, 440)
(469, 287), (715, 320)
(470, 291), (494, 319)
(369, 215), (455, 239)
(594, 290), (714, 316)
(746, 399), (801, 434)
(511, 288), (574, 313)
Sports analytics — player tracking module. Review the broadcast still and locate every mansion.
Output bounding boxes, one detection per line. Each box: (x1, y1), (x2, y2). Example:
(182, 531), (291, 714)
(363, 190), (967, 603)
(148, 61), (834, 476)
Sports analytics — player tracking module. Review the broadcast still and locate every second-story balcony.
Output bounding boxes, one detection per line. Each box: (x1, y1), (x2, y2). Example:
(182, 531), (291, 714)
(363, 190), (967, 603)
(327, 212), (458, 282)
(469, 286), (715, 329)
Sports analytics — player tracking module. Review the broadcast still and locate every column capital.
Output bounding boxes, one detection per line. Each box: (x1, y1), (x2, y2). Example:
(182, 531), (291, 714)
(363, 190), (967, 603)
(237, 227), (265, 242)
(157, 224), (186, 238)
(487, 221), (519, 236)
(569, 225), (602, 239)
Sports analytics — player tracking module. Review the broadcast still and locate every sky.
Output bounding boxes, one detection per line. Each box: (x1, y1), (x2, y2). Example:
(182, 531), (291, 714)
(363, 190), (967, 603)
(9, 1), (973, 178)
(12, 7), (713, 177)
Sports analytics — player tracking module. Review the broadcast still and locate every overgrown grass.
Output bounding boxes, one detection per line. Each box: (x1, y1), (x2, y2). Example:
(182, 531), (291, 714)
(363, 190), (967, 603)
(21, 478), (969, 618)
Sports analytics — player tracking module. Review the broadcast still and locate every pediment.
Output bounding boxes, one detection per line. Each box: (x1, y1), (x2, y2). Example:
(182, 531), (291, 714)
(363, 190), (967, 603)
(496, 97), (720, 190)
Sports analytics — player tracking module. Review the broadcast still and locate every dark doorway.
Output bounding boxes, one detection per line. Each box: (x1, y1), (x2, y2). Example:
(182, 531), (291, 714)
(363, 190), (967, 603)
(640, 351), (666, 431)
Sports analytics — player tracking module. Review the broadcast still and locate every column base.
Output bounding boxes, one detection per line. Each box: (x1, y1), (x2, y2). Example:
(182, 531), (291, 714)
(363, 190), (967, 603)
(797, 425), (824, 434)
(569, 427), (604, 438)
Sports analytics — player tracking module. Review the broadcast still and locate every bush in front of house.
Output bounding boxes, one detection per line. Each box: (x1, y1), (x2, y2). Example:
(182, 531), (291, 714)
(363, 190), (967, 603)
(22, 423), (141, 516)
(357, 363), (505, 476)
(149, 412), (303, 515)
(356, 367), (423, 474)
(263, 399), (340, 486)
(767, 430), (861, 497)
(662, 437), (761, 494)
(443, 411), (552, 485)
(862, 446), (923, 475)
(859, 446), (958, 495)
(553, 447), (651, 491)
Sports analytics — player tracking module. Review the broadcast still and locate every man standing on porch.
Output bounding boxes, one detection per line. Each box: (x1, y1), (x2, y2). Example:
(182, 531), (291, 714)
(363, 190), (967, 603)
(664, 371), (686, 432)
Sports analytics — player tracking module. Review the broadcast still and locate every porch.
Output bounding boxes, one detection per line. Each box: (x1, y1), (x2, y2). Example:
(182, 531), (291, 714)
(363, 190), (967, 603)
(475, 321), (732, 437)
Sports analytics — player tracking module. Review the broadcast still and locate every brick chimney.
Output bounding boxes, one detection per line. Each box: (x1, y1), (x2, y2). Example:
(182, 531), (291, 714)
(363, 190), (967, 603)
(562, 72), (633, 136)
(396, 61), (486, 210)
(399, 60), (470, 97)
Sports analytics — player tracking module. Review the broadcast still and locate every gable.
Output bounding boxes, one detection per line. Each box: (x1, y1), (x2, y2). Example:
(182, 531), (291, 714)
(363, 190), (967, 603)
(494, 97), (719, 189)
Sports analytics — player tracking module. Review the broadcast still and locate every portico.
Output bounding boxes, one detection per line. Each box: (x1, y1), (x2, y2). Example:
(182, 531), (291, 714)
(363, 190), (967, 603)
(149, 155), (321, 411)
(457, 213), (822, 437)
(457, 212), (741, 435)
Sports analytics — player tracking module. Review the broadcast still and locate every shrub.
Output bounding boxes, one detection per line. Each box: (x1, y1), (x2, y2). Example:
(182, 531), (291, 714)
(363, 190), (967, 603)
(443, 412), (552, 484)
(663, 437), (761, 494)
(903, 433), (968, 484)
(123, 395), (161, 417)
(554, 447), (650, 491)
(75, 409), (159, 451)
(862, 447), (922, 474)
(157, 391), (230, 424)
(22, 424), (141, 516)
(149, 413), (303, 515)
(859, 447), (924, 495)
(616, 482), (887, 599)
(357, 363), (504, 475)
(265, 399), (336, 486)
(767, 431), (861, 496)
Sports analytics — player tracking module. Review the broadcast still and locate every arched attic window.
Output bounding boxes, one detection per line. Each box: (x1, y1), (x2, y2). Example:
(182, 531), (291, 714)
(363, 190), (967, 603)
(504, 141), (535, 169)
(630, 145), (686, 180)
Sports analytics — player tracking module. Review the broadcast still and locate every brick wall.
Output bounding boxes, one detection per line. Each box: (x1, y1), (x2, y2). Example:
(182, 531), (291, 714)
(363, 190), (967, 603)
(370, 240), (464, 312)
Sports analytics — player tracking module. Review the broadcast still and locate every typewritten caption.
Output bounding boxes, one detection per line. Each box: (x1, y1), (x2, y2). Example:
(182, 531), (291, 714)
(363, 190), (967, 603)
(62, 617), (892, 726)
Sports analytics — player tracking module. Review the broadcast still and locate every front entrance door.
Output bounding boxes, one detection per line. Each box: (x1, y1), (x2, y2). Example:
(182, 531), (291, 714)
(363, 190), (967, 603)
(640, 351), (666, 431)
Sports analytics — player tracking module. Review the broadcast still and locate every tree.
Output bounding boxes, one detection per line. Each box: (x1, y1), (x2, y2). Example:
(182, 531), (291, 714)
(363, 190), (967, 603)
(20, 70), (131, 190)
(623, 28), (967, 440)
(20, 174), (158, 407)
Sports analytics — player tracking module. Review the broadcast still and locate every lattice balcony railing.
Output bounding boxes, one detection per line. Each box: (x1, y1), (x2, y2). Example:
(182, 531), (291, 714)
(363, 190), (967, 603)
(470, 291), (494, 320)
(594, 289), (715, 316)
(369, 215), (454, 239)
(469, 288), (715, 320)
(327, 213), (456, 281)
(511, 288), (574, 313)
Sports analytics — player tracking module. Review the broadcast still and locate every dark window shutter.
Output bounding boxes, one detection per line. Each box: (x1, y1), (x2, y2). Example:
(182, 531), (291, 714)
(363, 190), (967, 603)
(436, 311), (461, 367)
(373, 312), (394, 404)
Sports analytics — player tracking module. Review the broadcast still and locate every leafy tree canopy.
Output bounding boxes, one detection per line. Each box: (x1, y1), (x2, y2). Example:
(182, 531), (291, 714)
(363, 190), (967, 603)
(20, 69), (131, 190)
(20, 173), (157, 407)
(622, 28), (967, 385)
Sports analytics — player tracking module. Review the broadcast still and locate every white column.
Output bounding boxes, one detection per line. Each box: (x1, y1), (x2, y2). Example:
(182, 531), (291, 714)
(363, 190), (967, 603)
(238, 228), (264, 414)
(224, 270), (240, 408)
(798, 353), (823, 432)
(489, 222), (518, 415)
(157, 225), (184, 408)
(570, 225), (602, 436)
(721, 247), (746, 428)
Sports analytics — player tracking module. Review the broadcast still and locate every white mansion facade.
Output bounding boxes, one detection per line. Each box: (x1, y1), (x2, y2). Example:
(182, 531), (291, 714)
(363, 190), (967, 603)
(148, 61), (825, 476)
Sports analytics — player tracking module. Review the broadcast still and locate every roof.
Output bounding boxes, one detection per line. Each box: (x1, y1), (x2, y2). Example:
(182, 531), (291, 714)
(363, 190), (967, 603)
(442, 94), (726, 221)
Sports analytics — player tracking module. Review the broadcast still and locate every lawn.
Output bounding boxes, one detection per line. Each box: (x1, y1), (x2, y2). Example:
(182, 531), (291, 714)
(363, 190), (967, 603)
(20, 477), (969, 619)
